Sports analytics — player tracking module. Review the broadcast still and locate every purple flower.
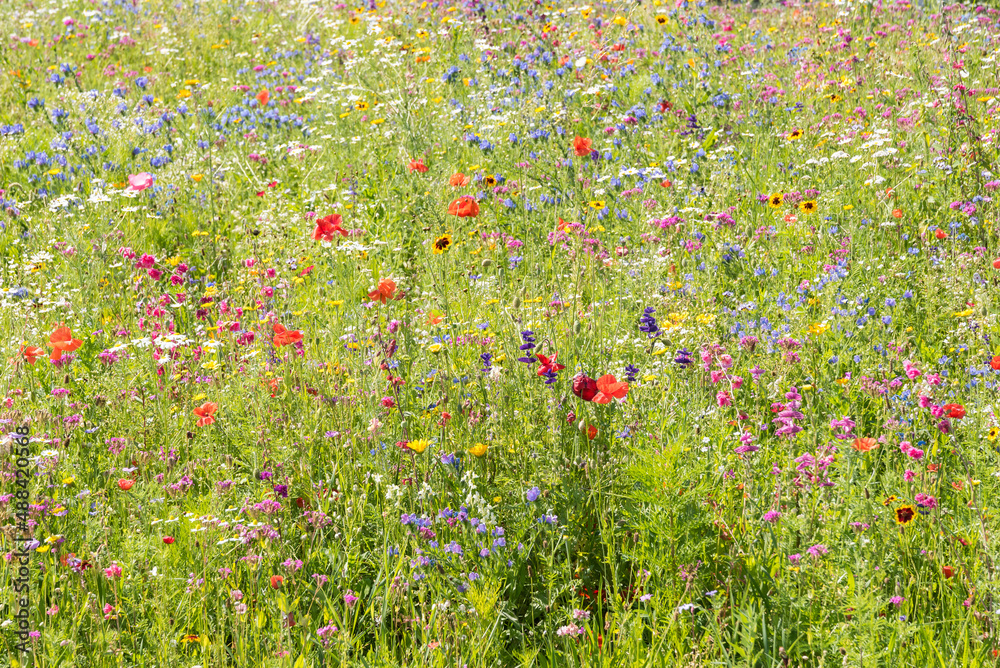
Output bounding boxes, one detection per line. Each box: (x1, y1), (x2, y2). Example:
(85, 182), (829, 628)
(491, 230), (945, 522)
(526, 486), (541, 502)
(762, 510), (782, 523)
(806, 544), (828, 558)
(343, 590), (358, 608)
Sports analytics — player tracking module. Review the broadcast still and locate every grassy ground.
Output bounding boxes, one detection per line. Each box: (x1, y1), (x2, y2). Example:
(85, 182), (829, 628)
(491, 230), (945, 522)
(3, 0), (1000, 665)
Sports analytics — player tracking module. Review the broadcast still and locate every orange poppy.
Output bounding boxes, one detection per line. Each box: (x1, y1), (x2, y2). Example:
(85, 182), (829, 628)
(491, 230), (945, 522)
(368, 278), (397, 304)
(448, 196), (479, 217)
(256, 89), (270, 106)
(935, 228), (948, 240)
(49, 326), (82, 361)
(991, 356), (1000, 370)
(118, 479), (135, 491)
(891, 208), (903, 219)
(273, 323), (303, 347)
(426, 312), (444, 325)
(313, 214), (347, 241)
(572, 135), (593, 157)
(193, 402), (218, 427)
(409, 159), (428, 173)
(592, 374), (629, 404)
(270, 575), (284, 589)
(19, 345), (45, 365)
(852, 437), (878, 452)
(449, 172), (469, 186)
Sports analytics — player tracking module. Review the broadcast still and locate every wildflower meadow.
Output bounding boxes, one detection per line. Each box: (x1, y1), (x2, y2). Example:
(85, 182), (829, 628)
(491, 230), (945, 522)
(4, 0), (1000, 665)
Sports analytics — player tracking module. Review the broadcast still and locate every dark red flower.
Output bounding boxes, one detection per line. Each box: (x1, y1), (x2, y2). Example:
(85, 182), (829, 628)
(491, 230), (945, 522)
(572, 373), (598, 401)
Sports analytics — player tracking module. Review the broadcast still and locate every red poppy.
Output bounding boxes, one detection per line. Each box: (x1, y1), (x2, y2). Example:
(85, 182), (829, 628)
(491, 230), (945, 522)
(572, 374), (599, 401)
(572, 135), (593, 157)
(892, 208), (903, 219)
(536, 353), (565, 377)
(592, 374), (629, 404)
(193, 402), (218, 427)
(660, 180), (672, 188)
(256, 89), (270, 106)
(993, 259), (1000, 270)
(991, 356), (1000, 370)
(935, 229), (948, 240)
(312, 214), (347, 241)
(49, 326), (82, 361)
(449, 172), (469, 186)
(942, 565), (956, 579)
(273, 323), (303, 347)
(270, 575), (284, 589)
(409, 159), (428, 173)
(163, 536), (175, 545)
(448, 196), (480, 217)
(587, 425), (598, 440)
(942, 403), (965, 419)
(368, 278), (397, 304)
(118, 479), (135, 491)
(19, 345), (45, 365)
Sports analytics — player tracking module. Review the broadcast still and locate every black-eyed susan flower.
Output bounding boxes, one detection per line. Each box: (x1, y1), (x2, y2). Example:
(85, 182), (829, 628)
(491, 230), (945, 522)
(799, 200), (817, 213)
(786, 129), (803, 140)
(768, 193), (784, 208)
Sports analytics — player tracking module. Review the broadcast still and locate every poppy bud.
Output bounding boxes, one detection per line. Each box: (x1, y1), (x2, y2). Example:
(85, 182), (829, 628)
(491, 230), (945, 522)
(481, 259), (492, 268)
(573, 320), (582, 335)
(512, 295), (522, 309)
(578, 419), (588, 434)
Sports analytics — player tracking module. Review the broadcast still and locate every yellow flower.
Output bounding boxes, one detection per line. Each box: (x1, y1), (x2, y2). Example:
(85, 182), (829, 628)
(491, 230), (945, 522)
(432, 234), (452, 254)
(799, 200), (817, 213)
(406, 439), (430, 454)
(768, 193), (784, 208)
(63, 476), (75, 486)
(987, 427), (999, 442)
(655, 15), (668, 25)
(427, 343), (443, 353)
(786, 129), (803, 140)
(588, 200), (605, 210)
(468, 442), (488, 457)
(808, 322), (828, 335)
(190, 173), (203, 182)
